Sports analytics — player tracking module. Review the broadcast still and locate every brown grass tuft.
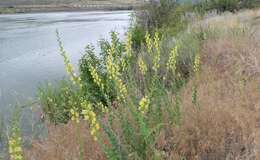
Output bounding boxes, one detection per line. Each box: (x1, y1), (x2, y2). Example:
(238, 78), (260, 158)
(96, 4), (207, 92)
(24, 121), (106, 160)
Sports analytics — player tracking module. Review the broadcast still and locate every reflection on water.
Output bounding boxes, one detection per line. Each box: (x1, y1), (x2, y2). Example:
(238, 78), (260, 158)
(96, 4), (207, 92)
(0, 11), (130, 111)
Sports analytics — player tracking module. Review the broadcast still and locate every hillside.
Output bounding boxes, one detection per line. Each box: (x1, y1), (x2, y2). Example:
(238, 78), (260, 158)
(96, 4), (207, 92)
(0, 0), (142, 6)
(0, 0), (143, 13)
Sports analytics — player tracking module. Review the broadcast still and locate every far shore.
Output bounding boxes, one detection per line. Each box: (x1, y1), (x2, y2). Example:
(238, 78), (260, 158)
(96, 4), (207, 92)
(0, 3), (143, 14)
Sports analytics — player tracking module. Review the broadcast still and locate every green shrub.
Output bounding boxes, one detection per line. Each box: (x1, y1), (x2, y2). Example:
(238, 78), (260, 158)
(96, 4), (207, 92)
(38, 80), (82, 124)
(39, 32), (132, 124)
(79, 32), (127, 105)
(128, 24), (146, 50)
(195, 0), (260, 13)
(78, 45), (107, 105)
(130, 0), (192, 48)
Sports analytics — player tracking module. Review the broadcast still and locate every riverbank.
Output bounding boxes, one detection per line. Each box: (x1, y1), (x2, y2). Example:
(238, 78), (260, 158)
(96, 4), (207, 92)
(2, 0), (260, 159)
(20, 7), (260, 159)
(0, 3), (141, 14)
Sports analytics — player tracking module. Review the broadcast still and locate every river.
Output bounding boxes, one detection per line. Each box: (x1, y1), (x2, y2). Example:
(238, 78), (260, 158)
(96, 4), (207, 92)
(0, 11), (131, 113)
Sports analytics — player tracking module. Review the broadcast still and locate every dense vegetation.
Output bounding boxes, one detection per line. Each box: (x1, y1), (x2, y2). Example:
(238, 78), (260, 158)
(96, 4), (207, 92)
(3, 0), (260, 159)
(195, 0), (259, 13)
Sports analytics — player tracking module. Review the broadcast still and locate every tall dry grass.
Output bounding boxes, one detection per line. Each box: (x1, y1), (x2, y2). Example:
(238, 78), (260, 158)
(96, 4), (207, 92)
(24, 121), (106, 160)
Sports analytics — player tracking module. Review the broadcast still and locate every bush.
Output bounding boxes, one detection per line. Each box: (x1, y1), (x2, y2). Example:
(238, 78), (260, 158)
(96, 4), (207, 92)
(79, 32), (127, 106)
(195, 0), (260, 13)
(39, 32), (131, 124)
(130, 0), (191, 48)
(78, 45), (107, 105)
(38, 80), (82, 124)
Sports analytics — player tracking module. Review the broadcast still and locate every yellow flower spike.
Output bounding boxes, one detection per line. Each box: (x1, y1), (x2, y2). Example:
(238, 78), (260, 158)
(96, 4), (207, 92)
(90, 129), (95, 136)
(70, 108), (80, 123)
(107, 53), (119, 80)
(8, 134), (23, 160)
(16, 155), (22, 160)
(152, 31), (161, 73)
(126, 32), (132, 58)
(113, 77), (127, 101)
(81, 100), (100, 141)
(57, 31), (82, 88)
(194, 53), (201, 75)
(89, 65), (104, 91)
(154, 32), (160, 54)
(95, 123), (100, 130)
(97, 102), (109, 113)
(14, 146), (22, 152)
(192, 53), (200, 105)
(138, 57), (147, 76)
(121, 58), (127, 72)
(91, 116), (96, 124)
(145, 31), (152, 55)
(106, 44), (127, 101)
(138, 96), (150, 114)
(167, 45), (178, 74)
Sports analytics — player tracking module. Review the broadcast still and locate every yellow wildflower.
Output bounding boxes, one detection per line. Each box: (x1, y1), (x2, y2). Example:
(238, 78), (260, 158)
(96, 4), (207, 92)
(116, 78), (127, 100)
(126, 32), (132, 58)
(154, 32), (160, 55)
(138, 96), (150, 114)
(70, 108), (80, 123)
(152, 32), (161, 73)
(192, 53), (200, 105)
(89, 65), (104, 91)
(167, 45), (178, 74)
(194, 53), (200, 74)
(81, 100), (100, 141)
(106, 43), (127, 101)
(106, 49), (120, 80)
(145, 32), (152, 55)
(8, 134), (23, 160)
(97, 102), (109, 113)
(121, 58), (127, 72)
(57, 31), (82, 88)
(138, 57), (147, 76)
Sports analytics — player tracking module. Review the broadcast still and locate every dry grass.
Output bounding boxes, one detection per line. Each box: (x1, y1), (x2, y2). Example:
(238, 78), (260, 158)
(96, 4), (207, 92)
(155, 9), (260, 159)
(24, 121), (106, 160)
(165, 70), (258, 159)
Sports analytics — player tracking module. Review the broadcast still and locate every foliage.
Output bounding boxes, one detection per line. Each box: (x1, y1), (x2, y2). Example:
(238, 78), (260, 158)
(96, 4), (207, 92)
(195, 0), (260, 13)
(130, 0), (191, 48)
(38, 81), (81, 124)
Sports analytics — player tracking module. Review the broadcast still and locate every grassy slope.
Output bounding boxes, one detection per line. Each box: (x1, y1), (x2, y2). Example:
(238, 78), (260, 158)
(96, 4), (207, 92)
(23, 8), (260, 159)
(196, 9), (260, 158)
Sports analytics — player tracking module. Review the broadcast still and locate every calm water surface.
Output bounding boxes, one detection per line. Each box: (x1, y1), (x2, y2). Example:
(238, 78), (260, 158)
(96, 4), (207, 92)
(0, 11), (130, 111)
